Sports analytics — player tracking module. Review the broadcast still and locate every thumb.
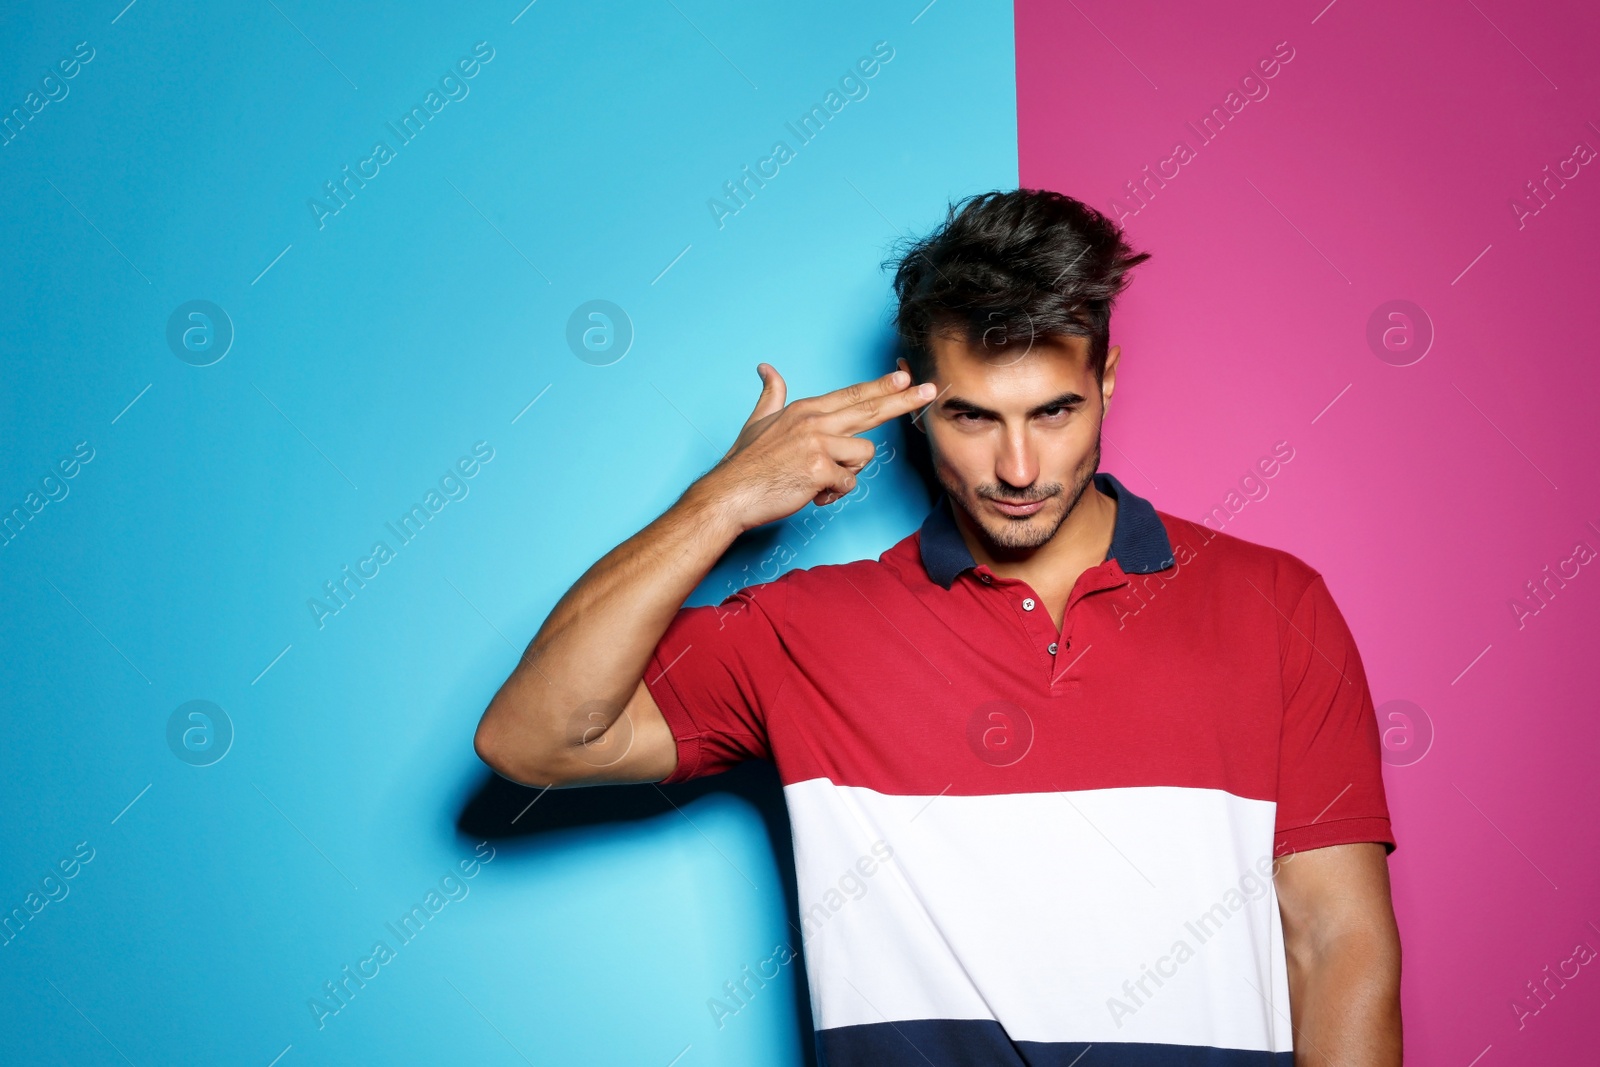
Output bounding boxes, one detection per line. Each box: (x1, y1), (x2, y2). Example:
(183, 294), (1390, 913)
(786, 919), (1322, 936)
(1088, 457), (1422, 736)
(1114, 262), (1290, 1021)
(749, 362), (787, 421)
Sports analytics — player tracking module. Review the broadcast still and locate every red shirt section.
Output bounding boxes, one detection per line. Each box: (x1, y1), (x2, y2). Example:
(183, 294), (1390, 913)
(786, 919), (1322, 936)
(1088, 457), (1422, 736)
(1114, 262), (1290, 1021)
(644, 477), (1394, 856)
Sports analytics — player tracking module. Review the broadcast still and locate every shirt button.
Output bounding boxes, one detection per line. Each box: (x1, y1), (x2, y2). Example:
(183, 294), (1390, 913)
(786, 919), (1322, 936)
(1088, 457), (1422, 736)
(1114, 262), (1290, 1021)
(978, 573), (992, 584)
(1022, 598), (1036, 611)
(1048, 642), (1058, 655)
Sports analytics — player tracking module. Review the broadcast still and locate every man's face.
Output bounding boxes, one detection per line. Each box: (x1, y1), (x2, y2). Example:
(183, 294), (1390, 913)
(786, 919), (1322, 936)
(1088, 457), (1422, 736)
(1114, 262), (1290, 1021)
(905, 330), (1120, 552)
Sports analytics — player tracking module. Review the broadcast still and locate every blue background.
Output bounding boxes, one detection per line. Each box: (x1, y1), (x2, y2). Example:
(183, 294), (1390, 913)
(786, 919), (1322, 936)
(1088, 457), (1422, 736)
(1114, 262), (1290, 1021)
(0, 1), (1016, 1063)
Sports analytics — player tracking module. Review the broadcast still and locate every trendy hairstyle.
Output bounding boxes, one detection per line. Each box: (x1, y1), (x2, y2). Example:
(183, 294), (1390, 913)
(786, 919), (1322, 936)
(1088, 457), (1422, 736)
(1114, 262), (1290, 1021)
(887, 189), (1150, 384)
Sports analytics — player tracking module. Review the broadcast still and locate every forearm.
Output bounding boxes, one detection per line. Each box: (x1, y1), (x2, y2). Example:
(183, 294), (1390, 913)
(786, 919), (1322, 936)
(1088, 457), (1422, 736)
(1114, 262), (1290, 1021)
(1286, 927), (1402, 1065)
(473, 364), (933, 782)
(475, 472), (742, 777)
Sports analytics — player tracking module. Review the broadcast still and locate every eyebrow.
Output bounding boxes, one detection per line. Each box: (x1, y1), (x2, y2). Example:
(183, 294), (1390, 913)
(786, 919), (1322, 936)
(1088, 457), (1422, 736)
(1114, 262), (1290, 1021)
(940, 391), (1087, 419)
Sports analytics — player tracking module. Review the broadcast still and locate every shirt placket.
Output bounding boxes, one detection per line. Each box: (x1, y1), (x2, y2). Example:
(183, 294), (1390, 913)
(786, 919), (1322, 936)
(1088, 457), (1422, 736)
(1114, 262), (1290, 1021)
(975, 561), (1130, 694)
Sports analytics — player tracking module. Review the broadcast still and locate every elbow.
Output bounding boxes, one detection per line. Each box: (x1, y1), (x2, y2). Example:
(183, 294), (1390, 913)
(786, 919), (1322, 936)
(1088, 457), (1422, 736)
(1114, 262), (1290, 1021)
(473, 701), (570, 788)
(472, 715), (509, 776)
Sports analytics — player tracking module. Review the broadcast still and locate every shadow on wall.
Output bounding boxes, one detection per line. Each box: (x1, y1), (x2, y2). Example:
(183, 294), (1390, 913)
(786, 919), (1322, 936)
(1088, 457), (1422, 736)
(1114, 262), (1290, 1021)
(456, 760), (819, 1067)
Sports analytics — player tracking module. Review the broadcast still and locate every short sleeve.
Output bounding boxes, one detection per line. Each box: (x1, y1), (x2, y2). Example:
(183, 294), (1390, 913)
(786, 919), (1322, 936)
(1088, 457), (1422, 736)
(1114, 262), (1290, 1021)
(645, 575), (794, 783)
(1273, 574), (1396, 857)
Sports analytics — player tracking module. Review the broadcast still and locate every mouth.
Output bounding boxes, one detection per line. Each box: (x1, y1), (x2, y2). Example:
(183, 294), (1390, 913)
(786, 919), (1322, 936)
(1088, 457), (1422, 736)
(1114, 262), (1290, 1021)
(987, 496), (1048, 517)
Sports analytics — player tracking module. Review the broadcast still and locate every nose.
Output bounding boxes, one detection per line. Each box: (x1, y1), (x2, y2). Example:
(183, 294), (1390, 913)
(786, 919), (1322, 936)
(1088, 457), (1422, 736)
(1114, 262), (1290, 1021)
(994, 422), (1038, 491)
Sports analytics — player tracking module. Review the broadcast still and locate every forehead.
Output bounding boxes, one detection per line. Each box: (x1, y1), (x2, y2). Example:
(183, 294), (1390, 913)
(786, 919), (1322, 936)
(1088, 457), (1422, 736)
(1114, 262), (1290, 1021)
(926, 329), (1092, 385)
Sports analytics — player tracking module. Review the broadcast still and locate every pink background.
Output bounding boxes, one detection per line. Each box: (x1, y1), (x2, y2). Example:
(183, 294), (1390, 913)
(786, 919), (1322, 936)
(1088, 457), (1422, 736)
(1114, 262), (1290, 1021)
(1016, 0), (1600, 1060)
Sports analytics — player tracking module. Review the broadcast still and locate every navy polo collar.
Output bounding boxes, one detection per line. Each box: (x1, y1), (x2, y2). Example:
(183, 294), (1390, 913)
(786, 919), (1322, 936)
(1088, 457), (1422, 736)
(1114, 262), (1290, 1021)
(918, 472), (1175, 590)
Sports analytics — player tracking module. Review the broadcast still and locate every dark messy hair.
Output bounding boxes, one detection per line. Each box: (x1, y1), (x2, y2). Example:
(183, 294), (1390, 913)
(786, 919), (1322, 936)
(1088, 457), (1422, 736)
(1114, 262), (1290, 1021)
(887, 189), (1150, 383)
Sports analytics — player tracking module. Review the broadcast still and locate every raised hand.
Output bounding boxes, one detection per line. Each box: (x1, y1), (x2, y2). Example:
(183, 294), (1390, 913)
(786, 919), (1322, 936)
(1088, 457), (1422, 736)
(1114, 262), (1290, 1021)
(706, 363), (936, 533)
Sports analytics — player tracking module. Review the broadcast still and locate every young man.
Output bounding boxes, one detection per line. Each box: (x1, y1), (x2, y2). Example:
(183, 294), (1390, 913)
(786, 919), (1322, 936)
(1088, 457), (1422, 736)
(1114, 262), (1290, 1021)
(474, 189), (1402, 1065)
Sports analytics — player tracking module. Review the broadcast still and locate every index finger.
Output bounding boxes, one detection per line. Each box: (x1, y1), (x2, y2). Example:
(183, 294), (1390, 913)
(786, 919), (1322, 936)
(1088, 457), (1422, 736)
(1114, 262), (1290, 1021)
(809, 369), (917, 412)
(823, 377), (939, 434)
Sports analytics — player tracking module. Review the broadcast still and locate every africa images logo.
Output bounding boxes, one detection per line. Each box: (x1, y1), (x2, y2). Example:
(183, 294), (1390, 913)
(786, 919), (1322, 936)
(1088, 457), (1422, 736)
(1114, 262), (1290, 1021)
(307, 442), (495, 630)
(307, 42), (496, 230)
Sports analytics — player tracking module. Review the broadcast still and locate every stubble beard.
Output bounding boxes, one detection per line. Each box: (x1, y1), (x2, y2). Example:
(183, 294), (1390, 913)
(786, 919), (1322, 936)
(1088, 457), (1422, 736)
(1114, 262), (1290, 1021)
(937, 434), (1102, 554)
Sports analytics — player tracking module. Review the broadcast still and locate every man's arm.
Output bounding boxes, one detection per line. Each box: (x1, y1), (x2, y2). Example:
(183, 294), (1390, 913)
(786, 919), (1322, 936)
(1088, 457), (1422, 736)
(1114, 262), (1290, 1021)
(472, 364), (935, 788)
(1274, 842), (1402, 1065)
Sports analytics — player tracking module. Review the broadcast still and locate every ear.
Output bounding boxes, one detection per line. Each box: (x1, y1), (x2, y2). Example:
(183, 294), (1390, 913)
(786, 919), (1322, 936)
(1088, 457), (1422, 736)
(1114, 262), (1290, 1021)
(1101, 344), (1120, 418)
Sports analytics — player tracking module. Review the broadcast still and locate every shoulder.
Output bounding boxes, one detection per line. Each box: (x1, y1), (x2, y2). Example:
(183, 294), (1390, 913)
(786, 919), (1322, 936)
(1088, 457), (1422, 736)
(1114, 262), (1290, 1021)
(798, 523), (924, 584)
(729, 529), (921, 615)
(1156, 509), (1325, 609)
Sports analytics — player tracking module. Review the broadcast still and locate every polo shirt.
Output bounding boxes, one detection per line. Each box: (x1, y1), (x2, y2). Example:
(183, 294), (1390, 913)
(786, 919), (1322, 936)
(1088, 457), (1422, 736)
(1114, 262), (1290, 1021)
(644, 471), (1395, 1066)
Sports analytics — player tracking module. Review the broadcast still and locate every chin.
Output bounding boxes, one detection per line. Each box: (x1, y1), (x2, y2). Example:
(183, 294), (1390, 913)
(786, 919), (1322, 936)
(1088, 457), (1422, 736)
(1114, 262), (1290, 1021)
(976, 503), (1059, 550)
